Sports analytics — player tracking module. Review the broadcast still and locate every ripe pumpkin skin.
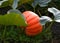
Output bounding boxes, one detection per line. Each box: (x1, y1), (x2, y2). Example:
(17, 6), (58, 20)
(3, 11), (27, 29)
(23, 11), (42, 36)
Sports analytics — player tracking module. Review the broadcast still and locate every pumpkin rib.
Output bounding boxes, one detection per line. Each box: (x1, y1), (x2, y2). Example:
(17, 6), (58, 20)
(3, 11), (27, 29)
(25, 28), (42, 36)
(23, 11), (33, 18)
(26, 22), (42, 30)
(27, 17), (40, 26)
(26, 15), (38, 23)
(26, 25), (42, 33)
(23, 13), (31, 19)
(26, 27), (42, 33)
(26, 26), (42, 31)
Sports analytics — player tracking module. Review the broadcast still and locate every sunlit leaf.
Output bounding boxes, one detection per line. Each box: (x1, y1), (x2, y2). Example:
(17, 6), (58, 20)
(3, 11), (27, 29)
(48, 7), (60, 22)
(0, 0), (13, 8)
(0, 1), (9, 7)
(40, 16), (52, 25)
(0, 0), (8, 6)
(0, 13), (27, 26)
(0, 1), (3, 5)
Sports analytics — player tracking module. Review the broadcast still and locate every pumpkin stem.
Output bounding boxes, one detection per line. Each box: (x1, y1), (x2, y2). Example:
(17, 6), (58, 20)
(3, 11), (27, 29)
(12, 0), (19, 9)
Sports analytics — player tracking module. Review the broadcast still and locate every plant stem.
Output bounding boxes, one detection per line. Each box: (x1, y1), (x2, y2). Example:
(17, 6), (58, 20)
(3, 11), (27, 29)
(46, 21), (54, 32)
(37, 10), (42, 16)
(34, 7), (35, 12)
(2, 26), (6, 43)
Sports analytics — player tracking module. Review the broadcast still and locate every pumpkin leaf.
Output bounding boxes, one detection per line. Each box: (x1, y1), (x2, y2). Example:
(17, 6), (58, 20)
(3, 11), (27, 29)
(8, 0), (13, 4)
(0, 0), (34, 8)
(0, 0), (7, 6)
(0, 13), (27, 26)
(18, 0), (34, 6)
(40, 16), (53, 25)
(32, 0), (39, 7)
(32, 0), (51, 8)
(0, 1), (10, 7)
(0, 0), (13, 7)
(48, 7), (60, 22)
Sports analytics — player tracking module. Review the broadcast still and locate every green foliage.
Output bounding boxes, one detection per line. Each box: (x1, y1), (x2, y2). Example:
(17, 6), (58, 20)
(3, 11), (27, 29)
(18, 0), (34, 6)
(32, 0), (51, 8)
(0, 13), (27, 26)
(0, 23), (52, 43)
(0, 1), (10, 7)
(0, 0), (34, 8)
(0, 0), (13, 8)
(0, 0), (56, 43)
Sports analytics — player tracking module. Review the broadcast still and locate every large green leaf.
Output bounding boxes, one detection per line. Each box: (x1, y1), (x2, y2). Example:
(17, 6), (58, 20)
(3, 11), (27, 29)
(0, 13), (27, 26)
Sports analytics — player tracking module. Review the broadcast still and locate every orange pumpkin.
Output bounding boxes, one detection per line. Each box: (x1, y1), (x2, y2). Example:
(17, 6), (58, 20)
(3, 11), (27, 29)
(23, 11), (43, 36)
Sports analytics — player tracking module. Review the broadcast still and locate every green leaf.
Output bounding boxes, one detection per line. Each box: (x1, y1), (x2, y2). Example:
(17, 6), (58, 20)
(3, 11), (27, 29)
(0, 0), (13, 8)
(32, 0), (51, 8)
(8, 0), (13, 4)
(0, 13), (27, 26)
(0, 1), (9, 7)
(0, 0), (34, 8)
(18, 0), (34, 6)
